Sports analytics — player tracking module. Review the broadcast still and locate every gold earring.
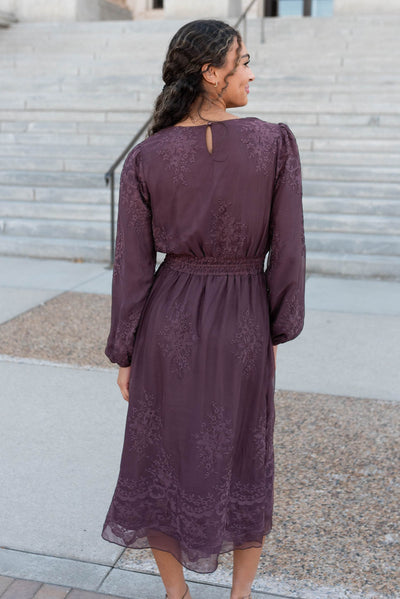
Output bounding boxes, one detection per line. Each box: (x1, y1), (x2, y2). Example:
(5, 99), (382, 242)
(214, 81), (218, 87)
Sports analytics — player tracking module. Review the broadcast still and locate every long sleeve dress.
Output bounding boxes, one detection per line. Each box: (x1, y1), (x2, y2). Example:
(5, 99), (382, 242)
(101, 116), (306, 574)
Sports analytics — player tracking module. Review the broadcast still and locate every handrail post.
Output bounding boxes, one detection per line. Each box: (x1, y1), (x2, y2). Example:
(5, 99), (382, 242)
(260, 0), (265, 43)
(105, 170), (115, 268)
(105, 114), (153, 268)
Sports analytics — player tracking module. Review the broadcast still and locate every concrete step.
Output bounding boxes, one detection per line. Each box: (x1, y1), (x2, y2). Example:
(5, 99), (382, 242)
(0, 157), (112, 173)
(0, 170), (105, 188)
(303, 180), (400, 198)
(0, 131), (138, 147)
(306, 232), (400, 256)
(305, 213), (400, 235)
(0, 200), (109, 221)
(0, 185), (109, 204)
(0, 143), (124, 160)
(300, 151), (400, 167)
(302, 165), (400, 183)
(0, 217), (109, 241)
(303, 197), (400, 217)
(0, 234), (109, 262)
(313, 138), (400, 152)
(0, 120), (146, 135)
(306, 251), (400, 279)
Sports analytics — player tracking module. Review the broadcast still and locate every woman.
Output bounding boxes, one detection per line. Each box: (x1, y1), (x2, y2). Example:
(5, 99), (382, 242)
(102, 19), (305, 599)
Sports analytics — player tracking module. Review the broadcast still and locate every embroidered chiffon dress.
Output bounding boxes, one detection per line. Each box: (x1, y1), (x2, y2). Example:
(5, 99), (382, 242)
(101, 116), (306, 574)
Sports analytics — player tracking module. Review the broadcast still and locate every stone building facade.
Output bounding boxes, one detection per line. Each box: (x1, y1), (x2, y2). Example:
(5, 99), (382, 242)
(1, 0), (399, 21)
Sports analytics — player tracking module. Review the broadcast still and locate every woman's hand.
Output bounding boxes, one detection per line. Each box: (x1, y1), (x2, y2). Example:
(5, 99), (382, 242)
(117, 366), (131, 402)
(273, 345), (277, 370)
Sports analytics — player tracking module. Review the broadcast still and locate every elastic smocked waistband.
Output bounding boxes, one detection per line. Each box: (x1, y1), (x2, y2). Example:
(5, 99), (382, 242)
(162, 253), (266, 275)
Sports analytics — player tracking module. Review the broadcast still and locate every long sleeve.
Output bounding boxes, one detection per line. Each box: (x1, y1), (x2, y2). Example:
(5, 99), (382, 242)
(265, 123), (306, 345)
(105, 145), (156, 367)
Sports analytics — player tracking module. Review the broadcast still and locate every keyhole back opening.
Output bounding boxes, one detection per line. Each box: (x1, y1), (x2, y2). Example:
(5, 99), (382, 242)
(205, 124), (213, 155)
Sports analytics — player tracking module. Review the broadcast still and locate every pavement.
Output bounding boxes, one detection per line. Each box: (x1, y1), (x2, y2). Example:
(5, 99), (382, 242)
(0, 255), (399, 599)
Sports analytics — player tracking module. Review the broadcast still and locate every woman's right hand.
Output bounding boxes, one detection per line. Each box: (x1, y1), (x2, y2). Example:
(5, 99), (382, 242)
(117, 366), (131, 402)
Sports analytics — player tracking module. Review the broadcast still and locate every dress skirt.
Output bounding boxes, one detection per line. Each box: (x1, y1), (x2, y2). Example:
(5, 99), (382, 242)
(102, 253), (276, 574)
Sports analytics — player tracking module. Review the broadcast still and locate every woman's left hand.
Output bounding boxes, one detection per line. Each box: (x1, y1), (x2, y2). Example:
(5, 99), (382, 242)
(117, 366), (131, 402)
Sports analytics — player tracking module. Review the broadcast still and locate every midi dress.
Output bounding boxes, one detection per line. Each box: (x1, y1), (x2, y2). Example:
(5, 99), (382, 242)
(101, 116), (306, 574)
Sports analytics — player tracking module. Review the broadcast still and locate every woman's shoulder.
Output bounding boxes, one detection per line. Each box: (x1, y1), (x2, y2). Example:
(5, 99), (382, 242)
(240, 116), (294, 135)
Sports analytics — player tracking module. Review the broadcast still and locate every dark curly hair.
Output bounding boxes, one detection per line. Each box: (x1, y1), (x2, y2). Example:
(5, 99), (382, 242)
(147, 19), (242, 136)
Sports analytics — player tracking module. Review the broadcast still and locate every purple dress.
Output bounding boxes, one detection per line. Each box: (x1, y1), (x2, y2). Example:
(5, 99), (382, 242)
(101, 116), (306, 574)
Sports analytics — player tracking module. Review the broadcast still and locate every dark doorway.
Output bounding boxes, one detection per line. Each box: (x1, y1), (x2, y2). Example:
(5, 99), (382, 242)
(264, 0), (278, 16)
(264, 0), (316, 16)
(303, 0), (312, 15)
(153, 0), (163, 8)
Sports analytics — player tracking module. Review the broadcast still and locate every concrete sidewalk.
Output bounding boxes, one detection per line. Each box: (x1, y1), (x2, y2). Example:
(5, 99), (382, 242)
(0, 255), (399, 599)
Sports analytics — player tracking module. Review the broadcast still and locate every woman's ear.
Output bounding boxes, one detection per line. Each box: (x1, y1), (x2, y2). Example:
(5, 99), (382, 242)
(201, 63), (217, 86)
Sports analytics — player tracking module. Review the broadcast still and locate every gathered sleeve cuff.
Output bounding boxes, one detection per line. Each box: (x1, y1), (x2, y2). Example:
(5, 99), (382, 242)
(265, 123), (306, 345)
(105, 145), (156, 367)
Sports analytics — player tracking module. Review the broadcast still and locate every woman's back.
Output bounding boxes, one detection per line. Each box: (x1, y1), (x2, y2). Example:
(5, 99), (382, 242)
(137, 117), (297, 260)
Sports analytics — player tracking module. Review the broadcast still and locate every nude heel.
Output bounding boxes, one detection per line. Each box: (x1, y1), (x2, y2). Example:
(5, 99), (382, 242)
(165, 582), (189, 599)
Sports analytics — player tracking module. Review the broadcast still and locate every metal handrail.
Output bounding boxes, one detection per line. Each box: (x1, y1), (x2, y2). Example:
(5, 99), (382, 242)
(105, 116), (152, 264)
(105, 0), (265, 266)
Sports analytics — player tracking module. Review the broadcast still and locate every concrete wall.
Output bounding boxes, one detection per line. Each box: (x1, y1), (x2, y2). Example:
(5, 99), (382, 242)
(164, 0), (242, 19)
(334, 0), (400, 14)
(0, 0), (132, 21)
(128, 0), (152, 19)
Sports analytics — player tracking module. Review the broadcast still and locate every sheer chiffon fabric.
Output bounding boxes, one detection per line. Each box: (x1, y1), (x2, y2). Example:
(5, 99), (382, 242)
(101, 117), (306, 573)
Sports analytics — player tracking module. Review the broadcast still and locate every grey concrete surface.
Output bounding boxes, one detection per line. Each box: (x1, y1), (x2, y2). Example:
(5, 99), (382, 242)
(0, 550), (286, 599)
(275, 274), (400, 402)
(0, 549), (112, 592)
(0, 256), (107, 291)
(0, 287), (59, 324)
(0, 360), (124, 565)
(304, 275), (400, 315)
(275, 309), (400, 401)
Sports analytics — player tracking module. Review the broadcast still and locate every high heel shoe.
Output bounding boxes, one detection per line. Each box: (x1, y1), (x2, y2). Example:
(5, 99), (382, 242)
(165, 582), (189, 599)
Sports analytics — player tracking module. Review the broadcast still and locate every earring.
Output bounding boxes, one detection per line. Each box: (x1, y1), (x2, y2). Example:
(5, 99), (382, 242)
(214, 81), (218, 87)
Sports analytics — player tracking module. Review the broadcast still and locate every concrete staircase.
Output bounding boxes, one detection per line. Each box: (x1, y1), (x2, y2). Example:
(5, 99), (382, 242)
(0, 16), (399, 277)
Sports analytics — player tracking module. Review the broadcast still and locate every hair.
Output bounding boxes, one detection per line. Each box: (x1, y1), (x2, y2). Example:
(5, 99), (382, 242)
(147, 19), (242, 137)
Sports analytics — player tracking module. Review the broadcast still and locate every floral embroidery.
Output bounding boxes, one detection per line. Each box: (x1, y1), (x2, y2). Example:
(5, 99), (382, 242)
(193, 402), (234, 478)
(125, 188), (150, 232)
(209, 198), (249, 258)
(152, 223), (179, 254)
(103, 439), (274, 571)
(277, 152), (302, 196)
(156, 128), (198, 186)
(113, 306), (144, 360)
(112, 224), (124, 280)
(282, 291), (305, 340)
(247, 412), (268, 470)
(231, 308), (264, 377)
(239, 120), (279, 176)
(156, 300), (199, 379)
(275, 123), (302, 196)
(126, 389), (163, 458)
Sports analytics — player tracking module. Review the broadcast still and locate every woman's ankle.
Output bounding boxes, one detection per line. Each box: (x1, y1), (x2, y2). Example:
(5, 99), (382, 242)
(165, 581), (189, 599)
(230, 589), (252, 599)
